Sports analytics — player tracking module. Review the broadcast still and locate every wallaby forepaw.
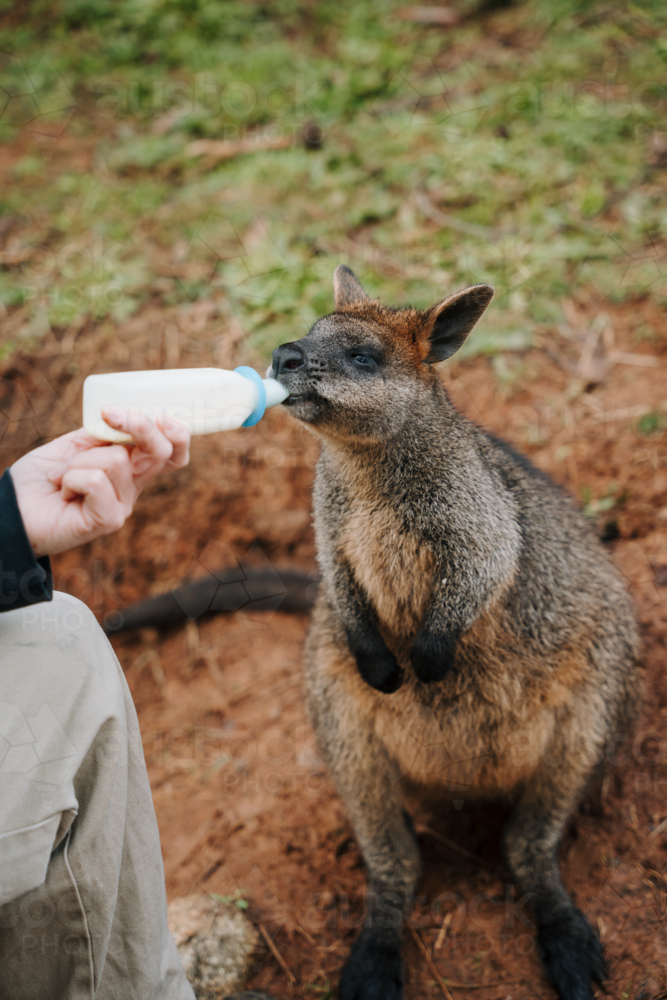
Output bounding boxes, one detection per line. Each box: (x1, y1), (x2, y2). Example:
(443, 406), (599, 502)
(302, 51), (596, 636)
(411, 629), (457, 683)
(348, 631), (404, 693)
(339, 929), (404, 1000)
(537, 909), (607, 1000)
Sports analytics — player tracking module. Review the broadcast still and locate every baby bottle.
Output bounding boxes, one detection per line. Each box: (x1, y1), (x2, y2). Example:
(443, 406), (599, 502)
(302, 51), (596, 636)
(83, 366), (288, 443)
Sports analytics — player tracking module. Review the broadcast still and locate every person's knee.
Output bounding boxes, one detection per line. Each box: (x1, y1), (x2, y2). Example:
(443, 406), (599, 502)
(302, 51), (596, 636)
(11, 591), (123, 703)
(19, 590), (96, 636)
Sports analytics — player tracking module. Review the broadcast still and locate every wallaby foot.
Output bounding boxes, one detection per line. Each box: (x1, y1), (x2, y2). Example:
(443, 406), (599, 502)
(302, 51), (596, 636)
(339, 927), (403, 1000)
(537, 908), (607, 1000)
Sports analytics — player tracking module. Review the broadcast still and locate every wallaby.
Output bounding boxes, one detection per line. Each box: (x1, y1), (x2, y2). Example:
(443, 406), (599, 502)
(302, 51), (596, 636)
(268, 266), (639, 1000)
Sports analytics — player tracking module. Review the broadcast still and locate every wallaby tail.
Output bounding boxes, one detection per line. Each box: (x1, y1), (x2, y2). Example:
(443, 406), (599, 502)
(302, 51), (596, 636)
(102, 565), (317, 634)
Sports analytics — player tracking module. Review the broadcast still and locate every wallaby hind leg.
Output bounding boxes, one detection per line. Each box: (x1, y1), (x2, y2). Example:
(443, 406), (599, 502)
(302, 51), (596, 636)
(504, 734), (608, 1000)
(307, 644), (421, 1000)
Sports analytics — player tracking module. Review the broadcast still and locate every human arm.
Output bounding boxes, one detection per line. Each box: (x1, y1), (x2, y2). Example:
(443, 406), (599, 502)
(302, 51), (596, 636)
(0, 468), (53, 610)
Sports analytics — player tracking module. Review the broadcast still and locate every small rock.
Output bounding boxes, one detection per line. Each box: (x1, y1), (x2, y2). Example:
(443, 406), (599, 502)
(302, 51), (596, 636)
(168, 894), (260, 1000)
(302, 120), (323, 149)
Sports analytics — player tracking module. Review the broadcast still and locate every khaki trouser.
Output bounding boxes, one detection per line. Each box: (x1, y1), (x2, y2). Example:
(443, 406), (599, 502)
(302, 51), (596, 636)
(0, 592), (195, 1000)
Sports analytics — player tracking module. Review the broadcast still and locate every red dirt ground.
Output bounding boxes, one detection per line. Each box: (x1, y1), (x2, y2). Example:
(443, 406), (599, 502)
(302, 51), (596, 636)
(2, 290), (667, 999)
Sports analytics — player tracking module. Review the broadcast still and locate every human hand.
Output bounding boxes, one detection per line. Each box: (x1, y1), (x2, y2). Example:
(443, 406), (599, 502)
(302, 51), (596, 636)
(9, 408), (190, 557)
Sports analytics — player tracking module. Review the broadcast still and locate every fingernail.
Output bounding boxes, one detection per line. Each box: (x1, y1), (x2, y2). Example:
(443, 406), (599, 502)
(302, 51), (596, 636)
(102, 406), (124, 427)
(162, 415), (182, 431)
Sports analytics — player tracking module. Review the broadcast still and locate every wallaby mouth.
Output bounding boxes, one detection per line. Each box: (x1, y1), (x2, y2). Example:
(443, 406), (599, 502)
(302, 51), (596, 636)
(265, 366), (317, 406)
(282, 390), (321, 406)
(280, 389), (328, 425)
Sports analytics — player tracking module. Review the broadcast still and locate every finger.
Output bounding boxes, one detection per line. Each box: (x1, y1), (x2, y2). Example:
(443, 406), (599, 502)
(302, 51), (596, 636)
(32, 428), (113, 478)
(102, 407), (173, 486)
(49, 445), (136, 507)
(156, 415), (190, 470)
(103, 407), (173, 463)
(52, 427), (111, 453)
(60, 467), (128, 537)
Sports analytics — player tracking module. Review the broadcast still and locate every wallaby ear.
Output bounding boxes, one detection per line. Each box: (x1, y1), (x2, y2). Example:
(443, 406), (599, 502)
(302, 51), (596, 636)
(425, 284), (494, 363)
(333, 265), (369, 310)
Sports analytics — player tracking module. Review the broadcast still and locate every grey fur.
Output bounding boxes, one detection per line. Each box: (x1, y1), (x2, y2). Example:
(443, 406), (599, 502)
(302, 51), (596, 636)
(269, 268), (639, 1000)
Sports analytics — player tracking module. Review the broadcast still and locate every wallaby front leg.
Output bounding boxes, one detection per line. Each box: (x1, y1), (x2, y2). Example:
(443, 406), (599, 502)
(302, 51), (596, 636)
(504, 744), (607, 1000)
(333, 559), (403, 693)
(410, 578), (462, 683)
(306, 651), (421, 1000)
(411, 523), (519, 684)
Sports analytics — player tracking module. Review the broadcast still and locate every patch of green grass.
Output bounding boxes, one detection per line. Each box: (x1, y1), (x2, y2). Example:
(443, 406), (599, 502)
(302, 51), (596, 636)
(1, 0), (666, 357)
(581, 481), (628, 519)
(636, 410), (667, 436)
(305, 983), (333, 998)
(209, 890), (249, 911)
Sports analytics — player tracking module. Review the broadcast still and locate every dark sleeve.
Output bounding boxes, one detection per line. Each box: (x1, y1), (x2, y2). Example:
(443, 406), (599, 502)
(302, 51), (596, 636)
(0, 468), (52, 612)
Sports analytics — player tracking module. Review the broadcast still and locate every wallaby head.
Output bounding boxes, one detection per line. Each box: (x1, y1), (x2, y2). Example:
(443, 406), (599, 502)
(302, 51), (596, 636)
(269, 265), (493, 443)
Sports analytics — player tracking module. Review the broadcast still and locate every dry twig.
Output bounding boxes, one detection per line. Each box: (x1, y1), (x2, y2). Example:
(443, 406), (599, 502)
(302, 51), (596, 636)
(396, 6), (460, 25)
(433, 911), (452, 954)
(294, 922), (317, 946)
(186, 134), (292, 161)
(576, 318), (608, 384)
(412, 187), (499, 241)
(257, 923), (296, 986)
(650, 816), (667, 839)
(607, 350), (659, 367)
(409, 925), (454, 1000)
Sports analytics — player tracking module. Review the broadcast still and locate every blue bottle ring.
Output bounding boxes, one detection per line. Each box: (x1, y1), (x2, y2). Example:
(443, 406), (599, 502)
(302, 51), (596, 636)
(234, 366), (266, 427)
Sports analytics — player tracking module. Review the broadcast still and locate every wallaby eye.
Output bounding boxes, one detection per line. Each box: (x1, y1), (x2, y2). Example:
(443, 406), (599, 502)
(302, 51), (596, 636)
(350, 352), (378, 369)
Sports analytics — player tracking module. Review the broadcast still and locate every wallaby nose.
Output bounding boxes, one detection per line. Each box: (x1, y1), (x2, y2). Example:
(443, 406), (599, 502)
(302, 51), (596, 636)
(273, 342), (305, 375)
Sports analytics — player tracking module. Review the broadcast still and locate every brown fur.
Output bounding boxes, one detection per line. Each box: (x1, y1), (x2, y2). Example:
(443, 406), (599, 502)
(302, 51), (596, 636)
(339, 503), (436, 638)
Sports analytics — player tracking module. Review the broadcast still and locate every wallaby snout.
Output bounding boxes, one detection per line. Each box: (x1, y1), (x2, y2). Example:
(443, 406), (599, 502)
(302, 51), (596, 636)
(271, 341), (305, 375)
